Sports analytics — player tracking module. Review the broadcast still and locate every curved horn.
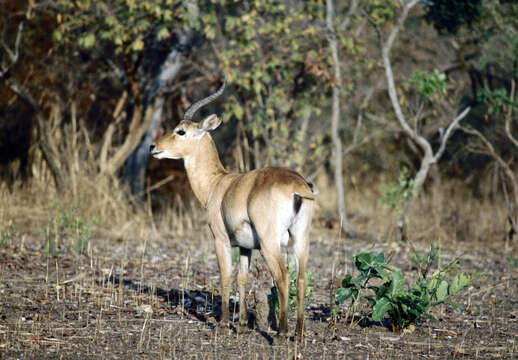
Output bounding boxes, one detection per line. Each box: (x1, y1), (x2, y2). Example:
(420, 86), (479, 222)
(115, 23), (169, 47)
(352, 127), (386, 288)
(184, 76), (227, 121)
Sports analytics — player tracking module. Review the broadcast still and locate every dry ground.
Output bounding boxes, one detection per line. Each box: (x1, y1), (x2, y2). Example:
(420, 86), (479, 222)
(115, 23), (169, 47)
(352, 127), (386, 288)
(0, 224), (517, 359)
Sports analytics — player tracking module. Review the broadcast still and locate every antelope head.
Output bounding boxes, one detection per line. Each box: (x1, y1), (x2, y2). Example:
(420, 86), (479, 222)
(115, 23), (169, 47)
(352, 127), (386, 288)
(150, 77), (226, 160)
(150, 115), (221, 160)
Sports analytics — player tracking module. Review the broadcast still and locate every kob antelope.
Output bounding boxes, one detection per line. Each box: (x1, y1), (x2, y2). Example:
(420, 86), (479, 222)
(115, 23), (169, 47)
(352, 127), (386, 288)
(150, 78), (315, 340)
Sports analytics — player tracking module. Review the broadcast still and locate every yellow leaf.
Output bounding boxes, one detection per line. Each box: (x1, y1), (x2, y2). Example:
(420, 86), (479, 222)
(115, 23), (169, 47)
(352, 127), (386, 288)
(157, 27), (170, 40)
(132, 38), (144, 51)
(205, 26), (216, 40)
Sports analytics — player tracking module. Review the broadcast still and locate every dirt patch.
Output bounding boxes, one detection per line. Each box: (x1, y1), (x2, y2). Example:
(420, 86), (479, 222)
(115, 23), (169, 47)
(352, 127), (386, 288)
(0, 227), (516, 359)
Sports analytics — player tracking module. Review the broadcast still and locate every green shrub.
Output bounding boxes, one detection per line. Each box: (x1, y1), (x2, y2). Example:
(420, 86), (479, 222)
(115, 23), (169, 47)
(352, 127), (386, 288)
(40, 201), (97, 256)
(410, 69), (447, 99)
(379, 167), (414, 218)
(1, 222), (17, 246)
(335, 246), (470, 331)
(477, 87), (516, 115)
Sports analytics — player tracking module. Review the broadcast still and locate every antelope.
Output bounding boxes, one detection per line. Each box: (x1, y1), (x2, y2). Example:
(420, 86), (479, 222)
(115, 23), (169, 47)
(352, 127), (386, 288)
(150, 78), (316, 340)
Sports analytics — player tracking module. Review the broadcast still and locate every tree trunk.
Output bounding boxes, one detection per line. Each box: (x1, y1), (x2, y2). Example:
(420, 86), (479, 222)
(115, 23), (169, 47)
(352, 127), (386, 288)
(125, 97), (165, 195)
(124, 1), (199, 195)
(326, 0), (353, 236)
(6, 77), (65, 191)
(396, 150), (433, 241)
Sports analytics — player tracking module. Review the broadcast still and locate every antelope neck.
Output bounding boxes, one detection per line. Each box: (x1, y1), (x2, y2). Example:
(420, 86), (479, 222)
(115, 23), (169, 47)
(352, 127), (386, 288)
(183, 134), (227, 208)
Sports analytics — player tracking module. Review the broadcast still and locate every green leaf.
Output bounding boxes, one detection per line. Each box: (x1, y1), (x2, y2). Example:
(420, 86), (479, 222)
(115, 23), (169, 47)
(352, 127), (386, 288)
(205, 25), (216, 40)
(427, 277), (440, 291)
(365, 295), (377, 307)
(377, 268), (391, 282)
(253, 81), (263, 95)
(353, 273), (370, 284)
(449, 273), (470, 295)
(389, 270), (404, 296)
(80, 33), (96, 48)
(354, 252), (393, 281)
(436, 280), (449, 302)
(372, 297), (392, 322)
(375, 252), (385, 263)
(335, 287), (357, 304)
(114, 35), (124, 46)
(374, 283), (390, 299)
(233, 103), (244, 120)
(355, 252), (379, 272)
(157, 26), (170, 40)
(53, 30), (63, 42)
(341, 274), (354, 288)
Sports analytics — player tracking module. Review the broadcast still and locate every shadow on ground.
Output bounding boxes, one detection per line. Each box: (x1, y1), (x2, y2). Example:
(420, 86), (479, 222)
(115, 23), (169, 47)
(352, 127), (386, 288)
(104, 274), (279, 344)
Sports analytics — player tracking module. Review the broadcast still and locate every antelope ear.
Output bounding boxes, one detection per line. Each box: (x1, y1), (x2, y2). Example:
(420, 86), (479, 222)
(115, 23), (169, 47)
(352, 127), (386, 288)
(199, 114), (221, 132)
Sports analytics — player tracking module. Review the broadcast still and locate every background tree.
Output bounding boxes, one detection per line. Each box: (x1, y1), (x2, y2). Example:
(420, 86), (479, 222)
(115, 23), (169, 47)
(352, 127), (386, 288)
(1, 2), (70, 191)
(428, 0), (518, 242)
(199, 0), (330, 176)
(53, 0), (200, 194)
(2, 0), (518, 245)
(377, 0), (471, 240)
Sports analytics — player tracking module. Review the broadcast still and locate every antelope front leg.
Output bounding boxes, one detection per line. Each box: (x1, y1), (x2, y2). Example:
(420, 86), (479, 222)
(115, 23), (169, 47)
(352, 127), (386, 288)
(211, 227), (232, 328)
(237, 248), (251, 331)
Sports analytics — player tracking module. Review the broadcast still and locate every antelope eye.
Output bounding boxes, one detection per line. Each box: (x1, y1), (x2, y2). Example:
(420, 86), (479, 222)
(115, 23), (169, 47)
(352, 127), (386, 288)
(176, 129), (186, 136)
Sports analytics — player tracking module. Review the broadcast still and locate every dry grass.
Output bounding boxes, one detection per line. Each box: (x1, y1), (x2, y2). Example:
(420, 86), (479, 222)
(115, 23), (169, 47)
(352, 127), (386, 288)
(0, 165), (517, 359)
(0, 169), (204, 249)
(316, 172), (509, 247)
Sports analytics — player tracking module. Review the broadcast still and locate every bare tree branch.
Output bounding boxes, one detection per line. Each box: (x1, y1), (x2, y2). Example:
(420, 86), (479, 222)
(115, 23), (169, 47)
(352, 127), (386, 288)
(381, 0), (470, 196)
(343, 128), (385, 155)
(340, 0), (360, 30)
(460, 126), (507, 170)
(99, 90), (128, 172)
(433, 106), (471, 163)
(124, 0), (200, 195)
(100, 96), (157, 177)
(381, 0), (430, 157)
(461, 124), (518, 240)
(0, 22), (24, 77)
(1, 22), (23, 62)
